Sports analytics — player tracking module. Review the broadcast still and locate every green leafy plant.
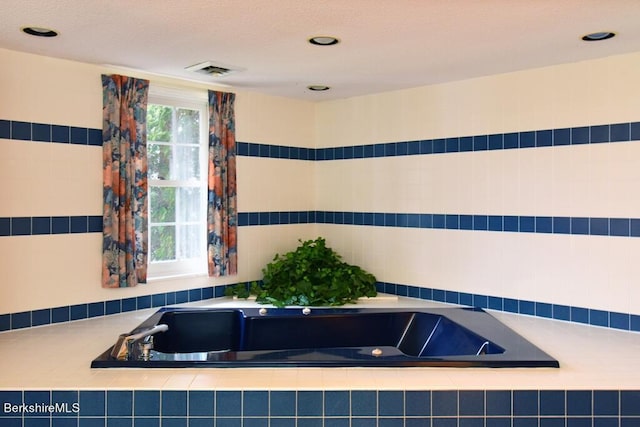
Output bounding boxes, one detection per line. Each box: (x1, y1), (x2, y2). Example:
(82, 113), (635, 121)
(226, 237), (377, 307)
(224, 281), (262, 299)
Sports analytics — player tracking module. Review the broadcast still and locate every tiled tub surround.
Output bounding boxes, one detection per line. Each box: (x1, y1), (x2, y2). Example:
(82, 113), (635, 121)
(1, 297), (640, 426)
(3, 51), (640, 425)
(3, 280), (640, 335)
(3, 117), (640, 333)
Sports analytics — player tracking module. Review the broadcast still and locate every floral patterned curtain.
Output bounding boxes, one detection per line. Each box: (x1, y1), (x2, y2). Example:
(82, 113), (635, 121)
(207, 90), (237, 276)
(101, 74), (150, 288)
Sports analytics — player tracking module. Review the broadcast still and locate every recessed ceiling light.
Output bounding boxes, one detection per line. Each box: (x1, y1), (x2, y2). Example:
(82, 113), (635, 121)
(581, 31), (615, 42)
(308, 36), (339, 46)
(307, 85), (330, 91)
(22, 26), (58, 37)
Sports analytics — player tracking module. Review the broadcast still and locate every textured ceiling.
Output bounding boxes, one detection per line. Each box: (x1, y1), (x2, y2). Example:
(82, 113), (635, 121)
(2, 0), (640, 101)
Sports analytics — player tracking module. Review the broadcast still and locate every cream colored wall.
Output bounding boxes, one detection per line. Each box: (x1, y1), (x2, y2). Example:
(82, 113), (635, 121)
(315, 54), (640, 145)
(3, 46), (640, 317)
(234, 91), (318, 286)
(315, 52), (640, 315)
(0, 48), (316, 314)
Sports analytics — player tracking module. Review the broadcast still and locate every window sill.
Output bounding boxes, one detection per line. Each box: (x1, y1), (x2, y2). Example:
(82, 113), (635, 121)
(147, 272), (208, 283)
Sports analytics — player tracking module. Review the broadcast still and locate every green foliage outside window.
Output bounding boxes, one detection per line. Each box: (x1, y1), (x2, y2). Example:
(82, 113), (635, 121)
(147, 104), (202, 263)
(147, 104), (172, 141)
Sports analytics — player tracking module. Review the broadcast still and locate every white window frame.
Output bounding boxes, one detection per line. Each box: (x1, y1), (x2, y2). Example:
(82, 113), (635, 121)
(147, 86), (208, 280)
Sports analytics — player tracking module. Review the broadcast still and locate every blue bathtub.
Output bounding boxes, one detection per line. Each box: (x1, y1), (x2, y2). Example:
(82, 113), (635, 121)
(91, 306), (559, 368)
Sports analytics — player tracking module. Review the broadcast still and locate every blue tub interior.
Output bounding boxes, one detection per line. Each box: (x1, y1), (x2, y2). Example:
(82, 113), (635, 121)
(92, 306), (559, 368)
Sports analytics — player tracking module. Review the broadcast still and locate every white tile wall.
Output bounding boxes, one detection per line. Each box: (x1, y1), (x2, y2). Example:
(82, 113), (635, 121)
(0, 48), (317, 314)
(3, 46), (640, 319)
(313, 52), (640, 316)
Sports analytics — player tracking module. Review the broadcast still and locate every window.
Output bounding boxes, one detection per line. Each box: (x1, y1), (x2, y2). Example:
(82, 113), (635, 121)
(147, 90), (208, 278)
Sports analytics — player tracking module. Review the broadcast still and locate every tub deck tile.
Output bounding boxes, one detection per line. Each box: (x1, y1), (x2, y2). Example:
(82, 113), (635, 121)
(1, 296), (639, 390)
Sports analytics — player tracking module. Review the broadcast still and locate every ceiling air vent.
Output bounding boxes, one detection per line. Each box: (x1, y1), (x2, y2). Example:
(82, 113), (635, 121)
(185, 61), (238, 77)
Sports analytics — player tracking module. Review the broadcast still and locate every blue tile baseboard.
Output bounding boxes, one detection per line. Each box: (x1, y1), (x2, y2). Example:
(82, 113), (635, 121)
(377, 281), (640, 333)
(3, 279), (638, 334)
(0, 285), (224, 332)
(1, 389), (639, 424)
(238, 210), (640, 238)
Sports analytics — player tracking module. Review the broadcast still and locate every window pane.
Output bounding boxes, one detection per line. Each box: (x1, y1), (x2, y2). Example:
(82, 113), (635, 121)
(149, 145), (200, 181)
(147, 105), (172, 142)
(147, 98), (206, 276)
(174, 145), (201, 180)
(178, 224), (204, 259)
(150, 187), (176, 222)
(176, 108), (200, 143)
(150, 225), (175, 261)
(177, 187), (202, 222)
(148, 143), (171, 180)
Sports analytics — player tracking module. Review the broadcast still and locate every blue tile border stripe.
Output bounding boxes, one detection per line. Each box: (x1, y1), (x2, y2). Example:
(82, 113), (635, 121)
(2, 210), (625, 329)
(0, 215), (103, 236)
(237, 141), (315, 161)
(236, 120), (640, 161)
(2, 279), (639, 334)
(0, 119), (102, 146)
(4, 212), (639, 238)
(237, 210), (640, 238)
(0, 389), (639, 422)
(0, 285), (225, 332)
(238, 211), (317, 226)
(376, 281), (640, 333)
